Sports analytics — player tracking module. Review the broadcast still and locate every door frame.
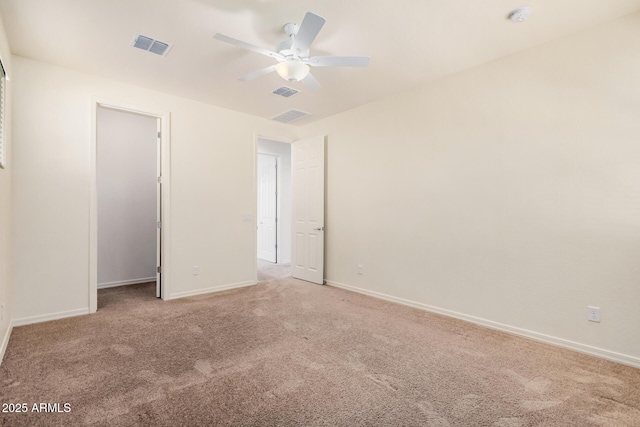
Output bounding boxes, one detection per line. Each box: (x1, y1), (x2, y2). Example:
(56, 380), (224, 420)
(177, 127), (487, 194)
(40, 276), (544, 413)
(253, 133), (293, 280)
(89, 98), (172, 312)
(257, 153), (279, 263)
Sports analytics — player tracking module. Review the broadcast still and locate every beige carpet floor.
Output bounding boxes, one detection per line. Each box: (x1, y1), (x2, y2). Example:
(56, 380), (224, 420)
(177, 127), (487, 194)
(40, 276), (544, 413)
(1, 266), (639, 426)
(257, 259), (291, 283)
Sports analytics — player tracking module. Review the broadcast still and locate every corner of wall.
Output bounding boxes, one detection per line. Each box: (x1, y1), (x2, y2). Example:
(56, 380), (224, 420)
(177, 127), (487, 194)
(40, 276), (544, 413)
(0, 5), (13, 366)
(0, 319), (13, 365)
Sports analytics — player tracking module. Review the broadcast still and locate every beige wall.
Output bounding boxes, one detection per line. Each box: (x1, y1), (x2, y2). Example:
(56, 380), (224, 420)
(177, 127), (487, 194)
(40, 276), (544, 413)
(299, 12), (640, 364)
(5, 9), (640, 366)
(0, 11), (11, 361)
(11, 56), (295, 322)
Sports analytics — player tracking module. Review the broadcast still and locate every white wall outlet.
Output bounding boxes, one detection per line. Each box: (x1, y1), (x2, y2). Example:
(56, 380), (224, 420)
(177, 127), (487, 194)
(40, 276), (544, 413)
(357, 265), (363, 275)
(587, 306), (601, 323)
(193, 266), (200, 276)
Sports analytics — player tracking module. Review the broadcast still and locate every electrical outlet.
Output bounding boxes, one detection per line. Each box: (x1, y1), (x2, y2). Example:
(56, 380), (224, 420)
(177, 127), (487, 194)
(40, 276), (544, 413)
(357, 265), (363, 275)
(587, 306), (601, 323)
(193, 266), (200, 276)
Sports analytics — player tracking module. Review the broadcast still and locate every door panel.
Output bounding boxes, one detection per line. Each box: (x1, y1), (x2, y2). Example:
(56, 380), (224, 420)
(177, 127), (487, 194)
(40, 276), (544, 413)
(308, 234), (318, 271)
(291, 136), (325, 284)
(257, 154), (277, 262)
(295, 232), (305, 268)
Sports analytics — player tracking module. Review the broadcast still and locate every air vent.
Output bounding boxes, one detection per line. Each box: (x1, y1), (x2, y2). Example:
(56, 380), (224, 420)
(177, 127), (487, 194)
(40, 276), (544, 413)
(131, 33), (173, 57)
(272, 86), (298, 98)
(270, 109), (311, 124)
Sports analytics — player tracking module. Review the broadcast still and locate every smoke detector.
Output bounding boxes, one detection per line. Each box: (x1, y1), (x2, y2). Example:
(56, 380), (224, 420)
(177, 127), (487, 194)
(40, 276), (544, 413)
(509, 7), (532, 23)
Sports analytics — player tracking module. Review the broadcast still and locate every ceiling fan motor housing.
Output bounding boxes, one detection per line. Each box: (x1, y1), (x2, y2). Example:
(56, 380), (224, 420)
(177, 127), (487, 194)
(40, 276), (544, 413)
(276, 40), (309, 61)
(276, 39), (294, 57)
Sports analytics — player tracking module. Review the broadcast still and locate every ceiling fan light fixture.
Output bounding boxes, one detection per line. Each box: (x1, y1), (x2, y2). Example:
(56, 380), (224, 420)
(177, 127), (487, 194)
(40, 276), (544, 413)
(276, 60), (310, 82)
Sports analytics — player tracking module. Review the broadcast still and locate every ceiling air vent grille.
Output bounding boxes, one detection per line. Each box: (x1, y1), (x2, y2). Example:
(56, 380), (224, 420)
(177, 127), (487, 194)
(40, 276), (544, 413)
(272, 86), (298, 98)
(131, 33), (173, 57)
(271, 109), (311, 124)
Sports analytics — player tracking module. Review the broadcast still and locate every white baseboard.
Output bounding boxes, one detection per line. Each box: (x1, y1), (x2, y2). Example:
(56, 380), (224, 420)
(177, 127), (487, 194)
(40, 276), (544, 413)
(167, 280), (257, 300)
(278, 259), (291, 264)
(13, 308), (90, 327)
(326, 280), (640, 369)
(0, 320), (13, 366)
(98, 277), (156, 289)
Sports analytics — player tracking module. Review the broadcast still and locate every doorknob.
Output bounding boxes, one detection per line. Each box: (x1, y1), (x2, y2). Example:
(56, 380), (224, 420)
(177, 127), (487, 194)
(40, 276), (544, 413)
(314, 226), (325, 231)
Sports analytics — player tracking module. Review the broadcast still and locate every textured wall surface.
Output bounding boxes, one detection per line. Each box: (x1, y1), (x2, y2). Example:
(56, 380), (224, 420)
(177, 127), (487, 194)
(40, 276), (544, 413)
(299, 13), (640, 362)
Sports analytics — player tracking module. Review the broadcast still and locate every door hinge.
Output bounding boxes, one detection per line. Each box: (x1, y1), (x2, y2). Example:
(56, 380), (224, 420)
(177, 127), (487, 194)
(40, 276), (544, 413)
(275, 217), (278, 223)
(157, 266), (161, 273)
(157, 131), (161, 138)
(157, 176), (162, 184)
(157, 221), (162, 229)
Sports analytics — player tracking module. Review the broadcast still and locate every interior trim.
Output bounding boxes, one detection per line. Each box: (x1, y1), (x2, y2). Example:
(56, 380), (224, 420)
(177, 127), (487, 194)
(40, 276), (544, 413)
(326, 280), (640, 369)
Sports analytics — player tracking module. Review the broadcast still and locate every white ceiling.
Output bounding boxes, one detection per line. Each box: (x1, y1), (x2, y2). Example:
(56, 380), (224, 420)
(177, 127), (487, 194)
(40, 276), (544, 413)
(2, 0), (640, 125)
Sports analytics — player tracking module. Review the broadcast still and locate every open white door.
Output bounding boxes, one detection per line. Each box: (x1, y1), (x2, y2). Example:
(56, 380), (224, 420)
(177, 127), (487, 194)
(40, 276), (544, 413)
(291, 135), (325, 284)
(257, 154), (277, 262)
(156, 119), (162, 298)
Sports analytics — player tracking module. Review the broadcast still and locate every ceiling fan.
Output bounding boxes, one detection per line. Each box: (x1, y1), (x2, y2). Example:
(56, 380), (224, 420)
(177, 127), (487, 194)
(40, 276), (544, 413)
(213, 12), (369, 90)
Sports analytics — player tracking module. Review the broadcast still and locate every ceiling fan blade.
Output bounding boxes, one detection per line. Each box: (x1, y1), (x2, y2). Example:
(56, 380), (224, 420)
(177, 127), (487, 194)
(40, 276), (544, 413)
(239, 64), (278, 82)
(213, 33), (283, 60)
(305, 56), (370, 67)
(291, 12), (326, 54)
(301, 72), (321, 90)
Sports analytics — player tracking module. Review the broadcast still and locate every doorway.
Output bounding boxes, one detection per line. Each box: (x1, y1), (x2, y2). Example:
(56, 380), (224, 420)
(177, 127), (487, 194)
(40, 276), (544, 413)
(90, 100), (171, 312)
(96, 106), (158, 301)
(257, 138), (292, 279)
